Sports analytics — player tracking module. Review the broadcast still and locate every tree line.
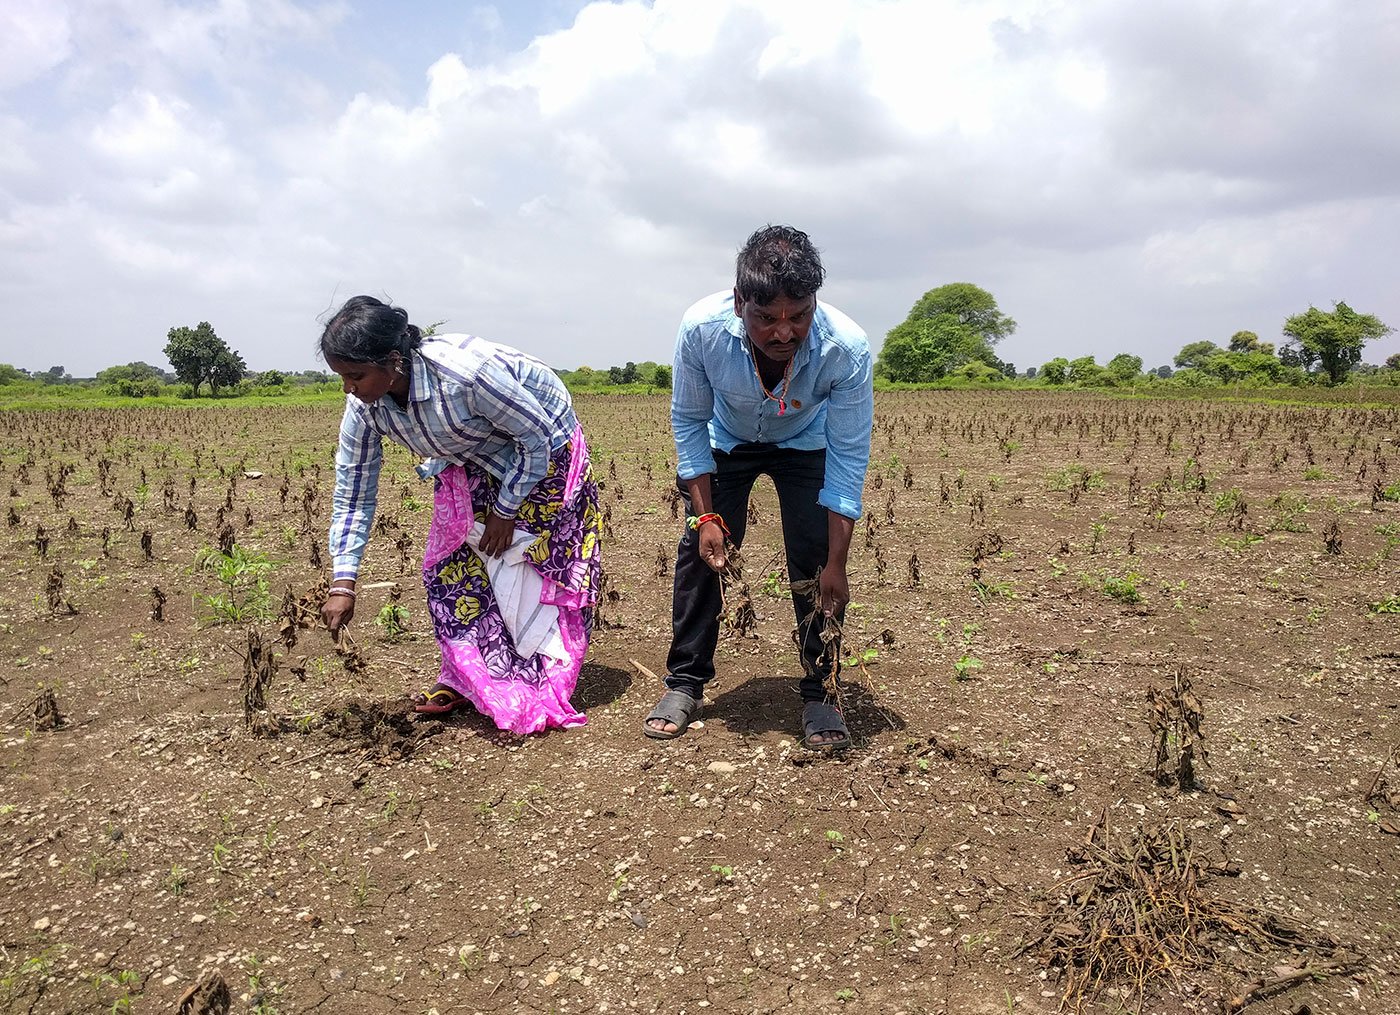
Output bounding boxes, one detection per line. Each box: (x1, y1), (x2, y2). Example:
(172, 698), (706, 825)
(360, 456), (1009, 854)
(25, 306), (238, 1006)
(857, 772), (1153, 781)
(875, 283), (1397, 388)
(4, 294), (1395, 399)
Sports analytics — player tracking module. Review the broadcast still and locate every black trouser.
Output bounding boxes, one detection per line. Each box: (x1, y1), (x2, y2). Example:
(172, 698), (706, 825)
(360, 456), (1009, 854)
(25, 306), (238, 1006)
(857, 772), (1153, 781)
(665, 444), (841, 703)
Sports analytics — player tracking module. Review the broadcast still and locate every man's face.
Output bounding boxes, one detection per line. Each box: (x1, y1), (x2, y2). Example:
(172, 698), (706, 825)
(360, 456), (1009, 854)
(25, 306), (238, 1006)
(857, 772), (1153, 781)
(734, 290), (815, 364)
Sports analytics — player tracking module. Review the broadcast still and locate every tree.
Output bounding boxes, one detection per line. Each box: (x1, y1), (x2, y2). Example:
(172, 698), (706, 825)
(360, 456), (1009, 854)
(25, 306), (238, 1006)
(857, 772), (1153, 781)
(1174, 341), (1220, 371)
(1040, 357), (1069, 384)
(97, 361), (166, 386)
(1024, 365), (1037, 379)
(0, 364), (26, 385)
(210, 348), (246, 394)
(1282, 301), (1394, 384)
(1153, 365), (1174, 379)
(165, 322), (245, 396)
(876, 283), (1016, 382)
(1105, 353), (1143, 383)
(1386, 353), (1400, 371)
(607, 365), (624, 385)
(652, 364), (672, 390)
(1067, 355), (1103, 385)
(1228, 330), (1260, 353)
(620, 361), (639, 384)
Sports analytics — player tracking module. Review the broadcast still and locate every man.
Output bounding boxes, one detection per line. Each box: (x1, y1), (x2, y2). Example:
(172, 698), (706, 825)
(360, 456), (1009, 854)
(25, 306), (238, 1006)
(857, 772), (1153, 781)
(644, 225), (874, 749)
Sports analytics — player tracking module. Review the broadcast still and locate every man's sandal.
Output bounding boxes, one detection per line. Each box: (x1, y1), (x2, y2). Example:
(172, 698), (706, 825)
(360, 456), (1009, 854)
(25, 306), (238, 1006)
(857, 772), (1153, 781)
(411, 686), (471, 716)
(642, 689), (702, 740)
(801, 700), (852, 751)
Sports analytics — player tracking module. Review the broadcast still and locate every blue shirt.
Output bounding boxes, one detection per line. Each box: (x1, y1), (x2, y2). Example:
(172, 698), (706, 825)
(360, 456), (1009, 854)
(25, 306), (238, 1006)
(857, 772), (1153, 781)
(329, 335), (578, 581)
(671, 290), (874, 519)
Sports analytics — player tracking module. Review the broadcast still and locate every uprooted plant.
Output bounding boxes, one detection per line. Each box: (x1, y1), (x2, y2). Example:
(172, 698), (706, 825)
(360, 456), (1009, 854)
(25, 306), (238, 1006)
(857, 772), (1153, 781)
(791, 572), (842, 701)
(716, 545), (759, 638)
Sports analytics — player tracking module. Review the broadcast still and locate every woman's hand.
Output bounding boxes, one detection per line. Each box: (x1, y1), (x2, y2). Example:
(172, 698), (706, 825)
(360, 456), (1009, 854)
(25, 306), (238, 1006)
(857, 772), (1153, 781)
(322, 583), (356, 631)
(479, 511), (516, 558)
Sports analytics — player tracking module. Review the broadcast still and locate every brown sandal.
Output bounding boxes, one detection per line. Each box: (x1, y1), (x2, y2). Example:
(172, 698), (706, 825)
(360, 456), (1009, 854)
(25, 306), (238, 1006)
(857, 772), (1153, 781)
(411, 686), (471, 716)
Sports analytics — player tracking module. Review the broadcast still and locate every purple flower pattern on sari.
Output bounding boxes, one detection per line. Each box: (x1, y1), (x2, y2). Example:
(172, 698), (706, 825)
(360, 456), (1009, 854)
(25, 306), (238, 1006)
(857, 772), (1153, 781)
(424, 439), (601, 693)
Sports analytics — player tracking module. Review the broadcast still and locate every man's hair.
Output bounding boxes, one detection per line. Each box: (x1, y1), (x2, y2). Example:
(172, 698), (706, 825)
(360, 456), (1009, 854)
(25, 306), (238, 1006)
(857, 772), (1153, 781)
(734, 225), (825, 304)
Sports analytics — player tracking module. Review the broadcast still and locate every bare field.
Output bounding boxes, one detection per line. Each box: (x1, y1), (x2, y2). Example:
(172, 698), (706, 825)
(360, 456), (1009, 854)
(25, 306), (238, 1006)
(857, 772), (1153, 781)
(1, 390), (1397, 1015)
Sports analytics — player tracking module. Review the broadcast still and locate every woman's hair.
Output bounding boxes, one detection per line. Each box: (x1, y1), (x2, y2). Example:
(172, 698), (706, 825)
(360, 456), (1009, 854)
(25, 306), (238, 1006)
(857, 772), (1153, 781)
(318, 295), (423, 364)
(734, 225), (826, 305)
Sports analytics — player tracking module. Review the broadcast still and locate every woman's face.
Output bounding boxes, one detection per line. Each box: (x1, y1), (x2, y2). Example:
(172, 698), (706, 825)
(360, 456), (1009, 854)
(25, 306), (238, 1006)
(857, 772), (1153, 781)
(326, 354), (399, 404)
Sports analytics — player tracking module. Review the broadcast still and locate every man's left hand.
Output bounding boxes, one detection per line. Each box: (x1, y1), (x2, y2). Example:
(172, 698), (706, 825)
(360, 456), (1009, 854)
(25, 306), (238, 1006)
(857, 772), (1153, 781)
(819, 564), (850, 618)
(479, 511), (516, 558)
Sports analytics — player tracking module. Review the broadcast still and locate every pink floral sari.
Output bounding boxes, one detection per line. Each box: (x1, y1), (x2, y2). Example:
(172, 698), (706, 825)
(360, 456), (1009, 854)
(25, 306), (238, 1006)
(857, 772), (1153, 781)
(421, 426), (600, 733)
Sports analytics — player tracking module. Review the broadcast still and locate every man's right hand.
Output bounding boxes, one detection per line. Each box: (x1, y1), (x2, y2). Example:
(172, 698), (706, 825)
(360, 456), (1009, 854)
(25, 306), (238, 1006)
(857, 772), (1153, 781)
(697, 522), (728, 571)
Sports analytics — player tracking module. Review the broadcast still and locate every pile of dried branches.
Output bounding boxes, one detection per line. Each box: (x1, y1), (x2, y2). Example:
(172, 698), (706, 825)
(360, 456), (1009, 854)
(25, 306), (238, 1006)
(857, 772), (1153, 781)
(1020, 816), (1359, 1012)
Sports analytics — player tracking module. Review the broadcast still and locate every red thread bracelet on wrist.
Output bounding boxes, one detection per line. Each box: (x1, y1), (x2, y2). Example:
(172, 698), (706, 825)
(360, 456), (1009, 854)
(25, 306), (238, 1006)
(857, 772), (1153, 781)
(695, 512), (729, 534)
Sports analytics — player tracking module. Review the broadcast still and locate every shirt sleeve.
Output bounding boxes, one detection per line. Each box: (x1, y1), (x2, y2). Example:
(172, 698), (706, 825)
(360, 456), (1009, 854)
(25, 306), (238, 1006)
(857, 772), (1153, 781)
(456, 355), (558, 518)
(818, 343), (874, 519)
(671, 320), (718, 479)
(329, 401), (383, 581)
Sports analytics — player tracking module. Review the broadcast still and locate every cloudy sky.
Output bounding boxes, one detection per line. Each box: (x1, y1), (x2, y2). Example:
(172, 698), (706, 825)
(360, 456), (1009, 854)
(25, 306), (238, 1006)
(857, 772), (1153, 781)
(3, 0), (1398, 377)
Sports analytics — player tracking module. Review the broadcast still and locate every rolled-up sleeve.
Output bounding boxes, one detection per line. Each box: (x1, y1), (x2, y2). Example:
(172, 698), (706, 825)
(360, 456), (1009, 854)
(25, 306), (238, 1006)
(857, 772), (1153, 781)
(460, 354), (557, 518)
(329, 401), (383, 581)
(672, 322), (717, 479)
(818, 346), (873, 519)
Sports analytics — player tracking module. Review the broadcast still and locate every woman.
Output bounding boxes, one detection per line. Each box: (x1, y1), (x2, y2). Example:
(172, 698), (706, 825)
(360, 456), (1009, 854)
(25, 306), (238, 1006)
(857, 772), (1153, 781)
(318, 295), (600, 734)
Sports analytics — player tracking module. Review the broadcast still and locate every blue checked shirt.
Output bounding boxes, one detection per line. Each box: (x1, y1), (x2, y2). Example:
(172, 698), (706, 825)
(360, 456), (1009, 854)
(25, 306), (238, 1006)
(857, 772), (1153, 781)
(329, 335), (578, 581)
(672, 290), (874, 519)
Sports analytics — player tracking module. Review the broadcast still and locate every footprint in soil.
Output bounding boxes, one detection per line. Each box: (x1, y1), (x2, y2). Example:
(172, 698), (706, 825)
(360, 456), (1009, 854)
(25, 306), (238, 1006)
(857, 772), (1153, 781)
(321, 698), (445, 762)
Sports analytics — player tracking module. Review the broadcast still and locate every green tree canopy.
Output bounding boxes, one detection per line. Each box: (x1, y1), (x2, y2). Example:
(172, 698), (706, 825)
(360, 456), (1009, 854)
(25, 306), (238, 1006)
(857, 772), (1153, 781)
(1067, 355), (1102, 385)
(164, 322), (245, 396)
(0, 364), (26, 384)
(1040, 357), (1069, 384)
(876, 283), (1016, 382)
(652, 364), (672, 390)
(210, 348), (246, 394)
(97, 361), (167, 386)
(1105, 353), (1143, 382)
(1282, 301), (1394, 384)
(1228, 330), (1260, 353)
(1174, 341), (1220, 371)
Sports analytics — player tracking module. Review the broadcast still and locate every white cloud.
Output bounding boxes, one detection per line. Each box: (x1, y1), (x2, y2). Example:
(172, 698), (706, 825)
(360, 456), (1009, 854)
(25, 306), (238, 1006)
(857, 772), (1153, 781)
(1, 0), (1398, 374)
(0, 0), (72, 90)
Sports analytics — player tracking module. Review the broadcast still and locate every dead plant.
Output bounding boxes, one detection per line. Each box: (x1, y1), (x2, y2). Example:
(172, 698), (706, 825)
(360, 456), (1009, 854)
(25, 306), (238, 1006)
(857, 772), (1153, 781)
(1147, 666), (1206, 790)
(241, 628), (280, 735)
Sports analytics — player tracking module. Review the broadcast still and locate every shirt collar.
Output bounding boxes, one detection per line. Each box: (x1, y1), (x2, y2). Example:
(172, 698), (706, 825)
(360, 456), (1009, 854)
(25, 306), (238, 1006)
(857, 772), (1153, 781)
(406, 347), (433, 402)
(364, 348), (433, 412)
